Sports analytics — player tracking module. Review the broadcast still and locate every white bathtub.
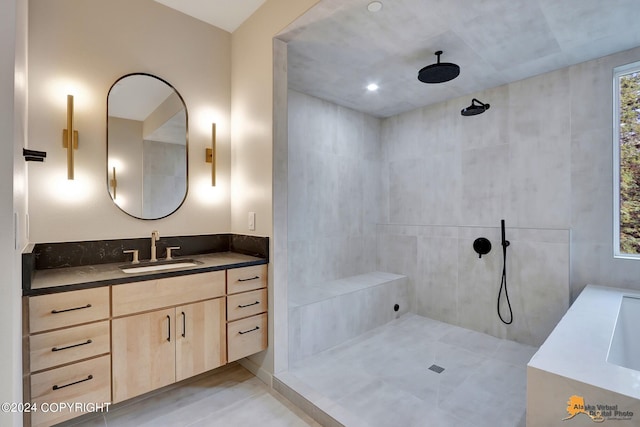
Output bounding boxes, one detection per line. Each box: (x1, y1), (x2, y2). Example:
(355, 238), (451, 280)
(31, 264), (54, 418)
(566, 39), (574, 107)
(527, 285), (640, 426)
(608, 295), (640, 372)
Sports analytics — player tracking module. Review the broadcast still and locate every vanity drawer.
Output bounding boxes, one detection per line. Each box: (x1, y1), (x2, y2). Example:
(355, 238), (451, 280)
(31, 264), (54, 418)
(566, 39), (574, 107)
(227, 289), (267, 321)
(29, 287), (110, 333)
(227, 313), (267, 362)
(30, 355), (111, 427)
(30, 321), (110, 372)
(227, 265), (267, 294)
(112, 270), (225, 316)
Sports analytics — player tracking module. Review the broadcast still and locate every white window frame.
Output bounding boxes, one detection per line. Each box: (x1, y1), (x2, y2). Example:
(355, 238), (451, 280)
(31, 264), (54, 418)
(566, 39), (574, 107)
(613, 60), (640, 259)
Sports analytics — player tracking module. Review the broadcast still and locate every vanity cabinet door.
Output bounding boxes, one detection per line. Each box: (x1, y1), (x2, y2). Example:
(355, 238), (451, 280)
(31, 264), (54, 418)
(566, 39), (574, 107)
(175, 298), (226, 381)
(111, 308), (176, 403)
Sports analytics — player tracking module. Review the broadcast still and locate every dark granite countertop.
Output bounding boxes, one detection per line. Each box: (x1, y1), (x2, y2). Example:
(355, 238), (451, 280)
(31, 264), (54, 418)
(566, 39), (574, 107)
(22, 234), (269, 296)
(25, 251), (267, 296)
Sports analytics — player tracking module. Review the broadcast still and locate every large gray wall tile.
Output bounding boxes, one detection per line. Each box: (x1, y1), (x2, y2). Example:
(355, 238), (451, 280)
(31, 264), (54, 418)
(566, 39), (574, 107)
(286, 47), (640, 355)
(287, 90), (382, 288)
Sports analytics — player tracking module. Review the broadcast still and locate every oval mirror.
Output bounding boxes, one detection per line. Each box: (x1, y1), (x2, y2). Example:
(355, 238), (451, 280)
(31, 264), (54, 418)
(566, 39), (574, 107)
(107, 73), (188, 220)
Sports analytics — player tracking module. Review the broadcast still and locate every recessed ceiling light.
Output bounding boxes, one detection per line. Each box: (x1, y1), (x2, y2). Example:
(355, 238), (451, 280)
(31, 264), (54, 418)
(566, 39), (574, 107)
(367, 1), (383, 13)
(367, 83), (379, 91)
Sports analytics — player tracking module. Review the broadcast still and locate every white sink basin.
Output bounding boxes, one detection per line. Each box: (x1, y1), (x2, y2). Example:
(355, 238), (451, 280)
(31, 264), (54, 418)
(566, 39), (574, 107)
(120, 260), (199, 274)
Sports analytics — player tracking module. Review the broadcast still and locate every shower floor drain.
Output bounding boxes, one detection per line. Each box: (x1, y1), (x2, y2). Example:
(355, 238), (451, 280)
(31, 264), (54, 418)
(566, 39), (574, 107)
(428, 364), (445, 374)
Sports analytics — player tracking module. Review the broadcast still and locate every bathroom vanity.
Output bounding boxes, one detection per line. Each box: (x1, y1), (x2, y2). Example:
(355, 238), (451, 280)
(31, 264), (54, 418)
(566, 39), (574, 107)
(22, 235), (268, 427)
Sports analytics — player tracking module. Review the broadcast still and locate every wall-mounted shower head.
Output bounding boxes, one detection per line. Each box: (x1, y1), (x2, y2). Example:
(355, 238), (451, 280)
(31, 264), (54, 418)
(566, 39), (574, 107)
(418, 51), (460, 84)
(461, 98), (490, 116)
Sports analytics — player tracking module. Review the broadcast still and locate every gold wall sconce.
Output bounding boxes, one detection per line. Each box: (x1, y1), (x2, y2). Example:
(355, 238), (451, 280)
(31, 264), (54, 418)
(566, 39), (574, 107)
(62, 94), (79, 179)
(110, 166), (117, 199)
(205, 123), (216, 186)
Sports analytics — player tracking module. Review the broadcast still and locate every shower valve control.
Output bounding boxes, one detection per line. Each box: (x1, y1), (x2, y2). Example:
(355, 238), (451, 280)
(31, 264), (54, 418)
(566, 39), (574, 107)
(473, 237), (491, 258)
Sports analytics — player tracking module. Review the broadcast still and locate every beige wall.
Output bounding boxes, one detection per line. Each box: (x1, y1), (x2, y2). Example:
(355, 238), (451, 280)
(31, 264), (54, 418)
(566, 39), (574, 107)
(231, 0), (319, 378)
(23, 0), (322, 391)
(28, 0), (231, 243)
(230, 0), (319, 237)
(1, 0), (28, 424)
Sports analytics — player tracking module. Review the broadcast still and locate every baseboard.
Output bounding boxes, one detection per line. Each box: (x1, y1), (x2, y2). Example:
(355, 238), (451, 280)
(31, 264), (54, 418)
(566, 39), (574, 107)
(238, 357), (273, 387)
(273, 373), (344, 427)
(273, 372), (372, 427)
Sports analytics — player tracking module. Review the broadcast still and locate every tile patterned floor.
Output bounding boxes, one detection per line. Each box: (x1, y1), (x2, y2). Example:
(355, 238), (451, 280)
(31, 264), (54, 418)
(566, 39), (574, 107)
(60, 314), (536, 427)
(61, 363), (321, 427)
(284, 313), (537, 427)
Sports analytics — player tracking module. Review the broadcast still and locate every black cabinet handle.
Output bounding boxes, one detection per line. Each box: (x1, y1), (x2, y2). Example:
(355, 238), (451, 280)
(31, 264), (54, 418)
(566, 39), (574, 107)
(51, 304), (91, 314)
(238, 326), (260, 335)
(238, 301), (260, 308)
(167, 315), (171, 342)
(181, 311), (186, 338)
(52, 375), (93, 391)
(238, 276), (260, 282)
(52, 339), (92, 352)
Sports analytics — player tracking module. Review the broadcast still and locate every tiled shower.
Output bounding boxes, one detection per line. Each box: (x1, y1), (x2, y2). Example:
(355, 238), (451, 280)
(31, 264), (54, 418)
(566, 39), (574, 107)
(281, 44), (640, 426)
(287, 70), (577, 348)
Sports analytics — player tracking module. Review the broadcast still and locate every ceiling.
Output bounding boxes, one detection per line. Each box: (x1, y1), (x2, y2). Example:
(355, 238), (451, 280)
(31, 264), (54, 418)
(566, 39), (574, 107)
(154, 0), (266, 33)
(278, 0), (640, 117)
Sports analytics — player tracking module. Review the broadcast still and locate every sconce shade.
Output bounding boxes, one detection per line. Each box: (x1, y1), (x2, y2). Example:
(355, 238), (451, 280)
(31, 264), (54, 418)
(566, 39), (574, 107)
(62, 94), (79, 179)
(205, 123), (216, 186)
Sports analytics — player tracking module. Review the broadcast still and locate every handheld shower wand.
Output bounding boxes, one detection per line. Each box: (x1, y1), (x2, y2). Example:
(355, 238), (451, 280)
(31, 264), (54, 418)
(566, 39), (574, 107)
(498, 219), (513, 324)
(501, 220), (510, 252)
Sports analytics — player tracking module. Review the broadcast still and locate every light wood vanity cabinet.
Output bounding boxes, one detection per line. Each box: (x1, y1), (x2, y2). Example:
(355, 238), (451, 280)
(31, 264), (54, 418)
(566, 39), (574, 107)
(111, 308), (176, 402)
(26, 287), (111, 427)
(175, 299), (227, 381)
(25, 263), (267, 426)
(111, 271), (226, 403)
(226, 265), (268, 362)
(111, 299), (226, 402)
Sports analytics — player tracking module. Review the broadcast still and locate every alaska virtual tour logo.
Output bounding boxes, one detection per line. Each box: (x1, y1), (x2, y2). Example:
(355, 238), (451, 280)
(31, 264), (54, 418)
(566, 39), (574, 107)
(563, 395), (634, 423)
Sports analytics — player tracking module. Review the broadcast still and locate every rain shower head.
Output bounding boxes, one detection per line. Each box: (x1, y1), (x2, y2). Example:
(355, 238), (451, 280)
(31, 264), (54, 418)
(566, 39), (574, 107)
(418, 51), (460, 84)
(461, 98), (490, 116)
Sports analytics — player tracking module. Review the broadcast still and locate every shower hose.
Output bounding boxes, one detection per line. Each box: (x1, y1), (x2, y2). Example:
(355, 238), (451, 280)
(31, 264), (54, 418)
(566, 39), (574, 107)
(498, 221), (513, 325)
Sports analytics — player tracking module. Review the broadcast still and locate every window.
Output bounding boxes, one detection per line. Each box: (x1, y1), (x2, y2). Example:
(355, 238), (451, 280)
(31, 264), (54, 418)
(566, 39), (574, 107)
(614, 61), (640, 258)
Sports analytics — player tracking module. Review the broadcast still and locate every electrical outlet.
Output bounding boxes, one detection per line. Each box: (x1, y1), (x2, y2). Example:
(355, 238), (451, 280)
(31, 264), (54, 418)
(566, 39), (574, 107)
(248, 212), (256, 231)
